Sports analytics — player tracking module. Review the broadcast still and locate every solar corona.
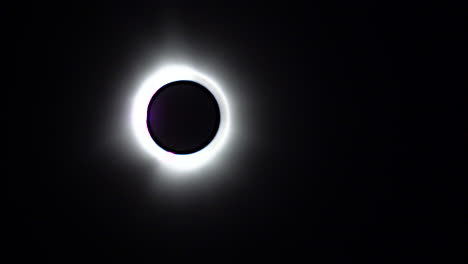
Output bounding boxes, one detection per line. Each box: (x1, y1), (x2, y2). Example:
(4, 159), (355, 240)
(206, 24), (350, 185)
(131, 65), (231, 172)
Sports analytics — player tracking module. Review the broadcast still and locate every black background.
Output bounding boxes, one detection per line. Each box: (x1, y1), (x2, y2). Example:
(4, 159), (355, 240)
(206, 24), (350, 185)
(10, 2), (465, 262)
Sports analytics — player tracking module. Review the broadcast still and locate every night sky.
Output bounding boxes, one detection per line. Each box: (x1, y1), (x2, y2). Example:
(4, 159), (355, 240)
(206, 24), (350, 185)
(10, 2), (465, 262)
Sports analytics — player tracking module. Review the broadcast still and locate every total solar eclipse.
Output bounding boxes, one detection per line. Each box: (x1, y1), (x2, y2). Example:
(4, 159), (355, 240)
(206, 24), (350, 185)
(146, 81), (220, 154)
(131, 65), (231, 171)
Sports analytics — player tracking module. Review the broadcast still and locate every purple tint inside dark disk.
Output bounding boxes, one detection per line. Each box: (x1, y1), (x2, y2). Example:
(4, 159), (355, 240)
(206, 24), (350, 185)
(146, 81), (220, 154)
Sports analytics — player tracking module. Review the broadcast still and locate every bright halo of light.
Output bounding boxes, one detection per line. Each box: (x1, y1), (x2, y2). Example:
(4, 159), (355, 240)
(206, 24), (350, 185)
(131, 65), (231, 171)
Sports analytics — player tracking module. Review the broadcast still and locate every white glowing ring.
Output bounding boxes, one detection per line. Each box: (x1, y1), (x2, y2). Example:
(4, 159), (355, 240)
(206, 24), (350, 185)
(131, 65), (230, 171)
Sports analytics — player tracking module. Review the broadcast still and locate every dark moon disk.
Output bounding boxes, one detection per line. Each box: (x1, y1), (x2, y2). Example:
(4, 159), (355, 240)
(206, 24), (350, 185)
(146, 80), (221, 154)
